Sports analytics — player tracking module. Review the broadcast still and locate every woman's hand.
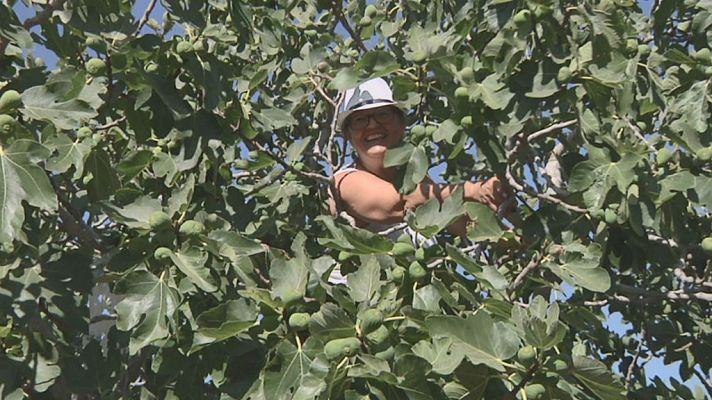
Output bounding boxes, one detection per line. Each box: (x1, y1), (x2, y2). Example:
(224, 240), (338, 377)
(465, 177), (511, 211)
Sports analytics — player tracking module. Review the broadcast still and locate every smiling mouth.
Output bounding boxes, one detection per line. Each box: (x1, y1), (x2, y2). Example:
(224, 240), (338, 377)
(365, 133), (386, 142)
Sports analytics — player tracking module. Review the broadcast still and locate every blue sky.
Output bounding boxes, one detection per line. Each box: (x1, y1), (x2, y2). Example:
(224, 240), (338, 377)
(10, 0), (708, 395)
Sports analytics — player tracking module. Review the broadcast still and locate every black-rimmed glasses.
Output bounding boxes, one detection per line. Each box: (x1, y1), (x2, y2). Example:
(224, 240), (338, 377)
(346, 108), (395, 131)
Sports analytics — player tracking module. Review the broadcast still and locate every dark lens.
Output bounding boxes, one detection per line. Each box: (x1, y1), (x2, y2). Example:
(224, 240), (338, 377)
(374, 109), (394, 123)
(350, 116), (367, 130)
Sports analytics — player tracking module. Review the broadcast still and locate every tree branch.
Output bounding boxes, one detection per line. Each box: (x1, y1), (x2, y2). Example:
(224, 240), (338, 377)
(508, 252), (546, 296)
(235, 128), (331, 184)
(506, 165), (587, 213)
(96, 116), (127, 131)
(625, 326), (646, 392)
(132, 0), (158, 37)
(506, 119), (577, 163)
(332, 2), (368, 53)
(692, 367), (712, 399)
(0, 0), (68, 56)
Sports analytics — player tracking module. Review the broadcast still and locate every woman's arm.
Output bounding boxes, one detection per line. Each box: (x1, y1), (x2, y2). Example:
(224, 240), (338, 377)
(331, 170), (508, 226)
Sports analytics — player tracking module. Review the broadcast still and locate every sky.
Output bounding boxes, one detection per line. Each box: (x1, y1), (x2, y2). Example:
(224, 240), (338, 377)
(9, 0), (709, 395)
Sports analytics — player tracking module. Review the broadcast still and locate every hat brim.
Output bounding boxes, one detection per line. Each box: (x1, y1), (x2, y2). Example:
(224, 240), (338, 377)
(336, 101), (402, 132)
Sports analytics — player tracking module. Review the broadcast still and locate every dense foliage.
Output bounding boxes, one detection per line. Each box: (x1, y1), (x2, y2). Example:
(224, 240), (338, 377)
(1, 0), (711, 398)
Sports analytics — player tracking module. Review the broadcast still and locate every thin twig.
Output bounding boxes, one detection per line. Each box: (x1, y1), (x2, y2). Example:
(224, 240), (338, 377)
(692, 367), (712, 399)
(674, 268), (712, 289)
(132, 0), (158, 37)
(624, 119), (656, 153)
(308, 76), (336, 107)
(333, 2), (368, 53)
(378, 222), (408, 236)
(0, 0), (68, 56)
(235, 127), (331, 184)
(506, 166), (587, 213)
(508, 252), (546, 296)
(96, 116), (127, 130)
(526, 119), (577, 144)
(625, 327), (646, 392)
(506, 119), (577, 162)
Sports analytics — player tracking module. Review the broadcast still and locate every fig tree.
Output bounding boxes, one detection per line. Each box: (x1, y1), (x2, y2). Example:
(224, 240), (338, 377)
(324, 337), (361, 360)
(149, 211), (172, 230)
(0, 114), (15, 137)
(359, 309), (383, 333)
(391, 266), (406, 280)
(656, 147), (672, 165)
(410, 125), (426, 137)
(0, 90), (22, 113)
(144, 62), (159, 73)
(77, 127), (92, 139)
(374, 345), (394, 360)
(280, 290), (303, 307)
(524, 383), (546, 399)
(365, 325), (389, 346)
(176, 41), (194, 54)
(557, 66), (572, 83)
(701, 237), (712, 256)
(454, 86), (469, 98)
(695, 48), (711, 64)
(412, 50), (428, 64)
(153, 247), (172, 260)
(604, 208), (617, 225)
(337, 250), (353, 262)
(513, 10), (531, 25)
(517, 345), (536, 365)
(85, 58), (106, 76)
(179, 220), (205, 236)
(695, 147), (712, 162)
(392, 242), (415, 257)
(111, 53), (127, 70)
(288, 312), (310, 331)
(408, 261), (427, 280)
(359, 16), (372, 26)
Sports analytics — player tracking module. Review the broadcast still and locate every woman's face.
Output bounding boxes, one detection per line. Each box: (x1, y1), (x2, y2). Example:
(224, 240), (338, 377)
(345, 106), (405, 168)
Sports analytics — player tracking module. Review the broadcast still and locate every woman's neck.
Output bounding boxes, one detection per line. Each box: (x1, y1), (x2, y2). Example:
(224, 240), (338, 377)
(356, 159), (395, 181)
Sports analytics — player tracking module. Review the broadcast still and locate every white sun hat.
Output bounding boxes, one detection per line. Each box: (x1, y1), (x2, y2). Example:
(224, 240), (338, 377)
(336, 77), (404, 132)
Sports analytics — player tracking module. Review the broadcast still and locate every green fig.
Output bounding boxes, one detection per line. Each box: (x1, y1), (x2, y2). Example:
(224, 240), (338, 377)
(557, 66), (572, 83)
(153, 247), (172, 260)
(149, 211), (172, 230)
(656, 147), (673, 165)
(408, 261), (427, 280)
(0, 90), (22, 113)
(324, 337), (361, 360)
(85, 58), (106, 76)
(696, 147), (712, 162)
(392, 242), (415, 257)
(176, 41), (194, 54)
(460, 66), (474, 80)
(513, 9), (531, 25)
(179, 220), (205, 236)
(517, 345), (536, 365)
(524, 383), (546, 399)
(701, 237), (712, 256)
(365, 5), (377, 17)
(288, 312), (310, 331)
(460, 115), (473, 127)
(454, 86), (469, 98)
(359, 309), (383, 333)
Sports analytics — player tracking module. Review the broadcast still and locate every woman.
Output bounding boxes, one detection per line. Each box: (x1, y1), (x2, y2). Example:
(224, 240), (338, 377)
(329, 77), (510, 237)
